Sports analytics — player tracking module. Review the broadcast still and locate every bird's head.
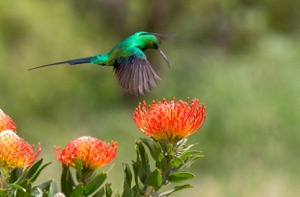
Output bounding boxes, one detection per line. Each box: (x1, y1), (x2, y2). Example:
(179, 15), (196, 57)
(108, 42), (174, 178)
(135, 32), (176, 67)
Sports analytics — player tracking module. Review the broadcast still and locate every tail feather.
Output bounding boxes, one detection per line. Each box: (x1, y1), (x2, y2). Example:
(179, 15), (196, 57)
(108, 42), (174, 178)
(28, 56), (93, 71)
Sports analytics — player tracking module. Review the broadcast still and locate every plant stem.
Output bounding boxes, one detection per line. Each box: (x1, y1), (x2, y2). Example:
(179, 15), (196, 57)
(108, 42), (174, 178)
(0, 167), (10, 189)
(143, 185), (154, 197)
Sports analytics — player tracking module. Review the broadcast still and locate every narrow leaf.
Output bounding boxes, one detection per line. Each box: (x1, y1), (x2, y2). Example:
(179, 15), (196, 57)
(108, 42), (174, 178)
(9, 168), (23, 183)
(146, 169), (162, 191)
(0, 189), (8, 197)
(14, 168), (30, 185)
(170, 158), (184, 167)
(131, 185), (140, 197)
(140, 138), (161, 160)
(28, 162), (52, 182)
(155, 153), (167, 171)
(132, 161), (143, 193)
(72, 184), (84, 197)
(48, 180), (58, 197)
(16, 180), (31, 197)
(61, 165), (75, 196)
(75, 159), (83, 182)
(105, 183), (113, 197)
(8, 184), (26, 192)
(178, 143), (197, 152)
(180, 151), (204, 160)
(32, 180), (57, 196)
(158, 184), (193, 196)
(92, 186), (105, 197)
(134, 146), (149, 184)
(25, 159), (43, 180)
(84, 172), (107, 195)
(121, 162), (132, 197)
(181, 155), (204, 169)
(136, 142), (150, 173)
(167, 172), (195, 183)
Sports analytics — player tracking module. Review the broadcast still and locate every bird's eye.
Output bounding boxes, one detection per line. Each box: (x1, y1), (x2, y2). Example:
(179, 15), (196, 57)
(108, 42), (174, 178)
(153, 43), (158, 49)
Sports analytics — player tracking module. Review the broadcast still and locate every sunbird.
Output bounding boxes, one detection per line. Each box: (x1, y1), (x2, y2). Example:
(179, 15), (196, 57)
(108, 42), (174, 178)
(29, 31), (175, 96)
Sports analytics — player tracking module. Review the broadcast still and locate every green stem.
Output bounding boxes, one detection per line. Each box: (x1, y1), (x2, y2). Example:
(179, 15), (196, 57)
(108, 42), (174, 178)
(80, 169), (94, 185)
(0, 167), (10, 189)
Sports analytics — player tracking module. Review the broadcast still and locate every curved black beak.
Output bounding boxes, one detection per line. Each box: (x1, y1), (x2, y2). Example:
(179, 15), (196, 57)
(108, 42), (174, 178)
(152, 33), (176, 68)
(158, 48), (170, 68)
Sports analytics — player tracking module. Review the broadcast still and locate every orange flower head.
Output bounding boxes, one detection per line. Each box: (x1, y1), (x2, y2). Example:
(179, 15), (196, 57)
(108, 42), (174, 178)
(0, 109), (16, 132)
(0, 130), (41, 168)
(54, 136), (118, 170)
(134, 98), (206, 141)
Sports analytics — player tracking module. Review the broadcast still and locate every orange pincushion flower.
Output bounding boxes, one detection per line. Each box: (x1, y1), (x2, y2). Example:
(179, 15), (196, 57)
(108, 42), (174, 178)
(134, 98), (206, 141)
(0, 109), (16, 132)
(0, 130), (41, 168)
(54, 136), (118, 170)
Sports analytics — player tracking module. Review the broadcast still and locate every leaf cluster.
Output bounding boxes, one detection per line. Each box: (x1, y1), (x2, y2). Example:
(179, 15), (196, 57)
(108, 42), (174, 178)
(60, 163), (111, 197)
(120, 138), (203, 197)
(0, 159), (55, 197)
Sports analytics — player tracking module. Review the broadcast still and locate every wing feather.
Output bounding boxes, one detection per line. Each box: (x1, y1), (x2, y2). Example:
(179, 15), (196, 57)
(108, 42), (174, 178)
(113, 54), (161, 96)
(142, 65), (150, 92)
(138, 64), (145, 94)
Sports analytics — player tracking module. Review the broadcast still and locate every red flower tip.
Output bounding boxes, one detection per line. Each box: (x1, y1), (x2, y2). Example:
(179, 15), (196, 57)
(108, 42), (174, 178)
(0, 109), (16, 133)
(54, 136), (118, 170)
(134, 98), (206, 141)
(0, 130), (41, 169)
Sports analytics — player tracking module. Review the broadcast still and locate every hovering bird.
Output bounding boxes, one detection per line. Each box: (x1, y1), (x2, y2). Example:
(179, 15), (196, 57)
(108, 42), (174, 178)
(29, 31), (175, 96)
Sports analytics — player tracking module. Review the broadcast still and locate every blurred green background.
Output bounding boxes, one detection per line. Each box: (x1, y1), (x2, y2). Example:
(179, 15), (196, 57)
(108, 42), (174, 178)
(1, 0), (300, 196)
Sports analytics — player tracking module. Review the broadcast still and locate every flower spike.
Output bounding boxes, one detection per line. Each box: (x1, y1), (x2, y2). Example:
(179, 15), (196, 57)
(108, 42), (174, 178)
(0, 109), (16, 133)
(0, 130), (41, 169)
(54, 136), (117, 171)
(134, 98), (206, 142)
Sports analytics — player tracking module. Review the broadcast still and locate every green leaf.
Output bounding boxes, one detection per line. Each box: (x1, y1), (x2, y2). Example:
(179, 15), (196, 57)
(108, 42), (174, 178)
(8, 183), (26, 192)
(0, 189), (9, 197)
(84, 171), (107, 195)
(123, 162), (132, 185)
(133, 143), (150, 185)
(48, 180), (58, 197)
(131, 185), (141, 197)
(32, 180), (57, 196)
(25, 158), (43, 180)
(180, 150), (204, 169)
(180, 150), (204, 160)
(105, 183), (113, 197)
(136, 141), (150, 174)
(140, 138), (162, 160)
(16, 180), (31, 197)
(61, 165), (75, 196)
(92, 186), (105, 197)
(155, 153), (167, 171)
(9, 168), (23, 183)
(146, 169), (162, 191)
(175, 140), (195, 150)
(158, 184), (193, 196)
(75, 159), (83, 182)
(121, 162), (132, 197)
(169, 158), (184, 167)
(27, 161), (52, 183)
(132, 161), (143, 193)
(157, 139), (169, 153)
(14, 168), (30, 185)
(72, 183), (84, 197)
(167, 172), (195, 183)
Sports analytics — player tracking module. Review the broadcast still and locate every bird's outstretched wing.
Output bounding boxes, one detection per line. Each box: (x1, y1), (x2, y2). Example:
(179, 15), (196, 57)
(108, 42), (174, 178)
(114, 54), (161, 96)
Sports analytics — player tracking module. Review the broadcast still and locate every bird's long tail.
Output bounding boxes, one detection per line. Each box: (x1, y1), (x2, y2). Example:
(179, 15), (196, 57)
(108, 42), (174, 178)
(28, 56), (93, 71)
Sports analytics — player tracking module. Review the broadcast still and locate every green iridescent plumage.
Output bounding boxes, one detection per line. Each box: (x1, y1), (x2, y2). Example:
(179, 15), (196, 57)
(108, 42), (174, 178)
(29, 32), (175, 95)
